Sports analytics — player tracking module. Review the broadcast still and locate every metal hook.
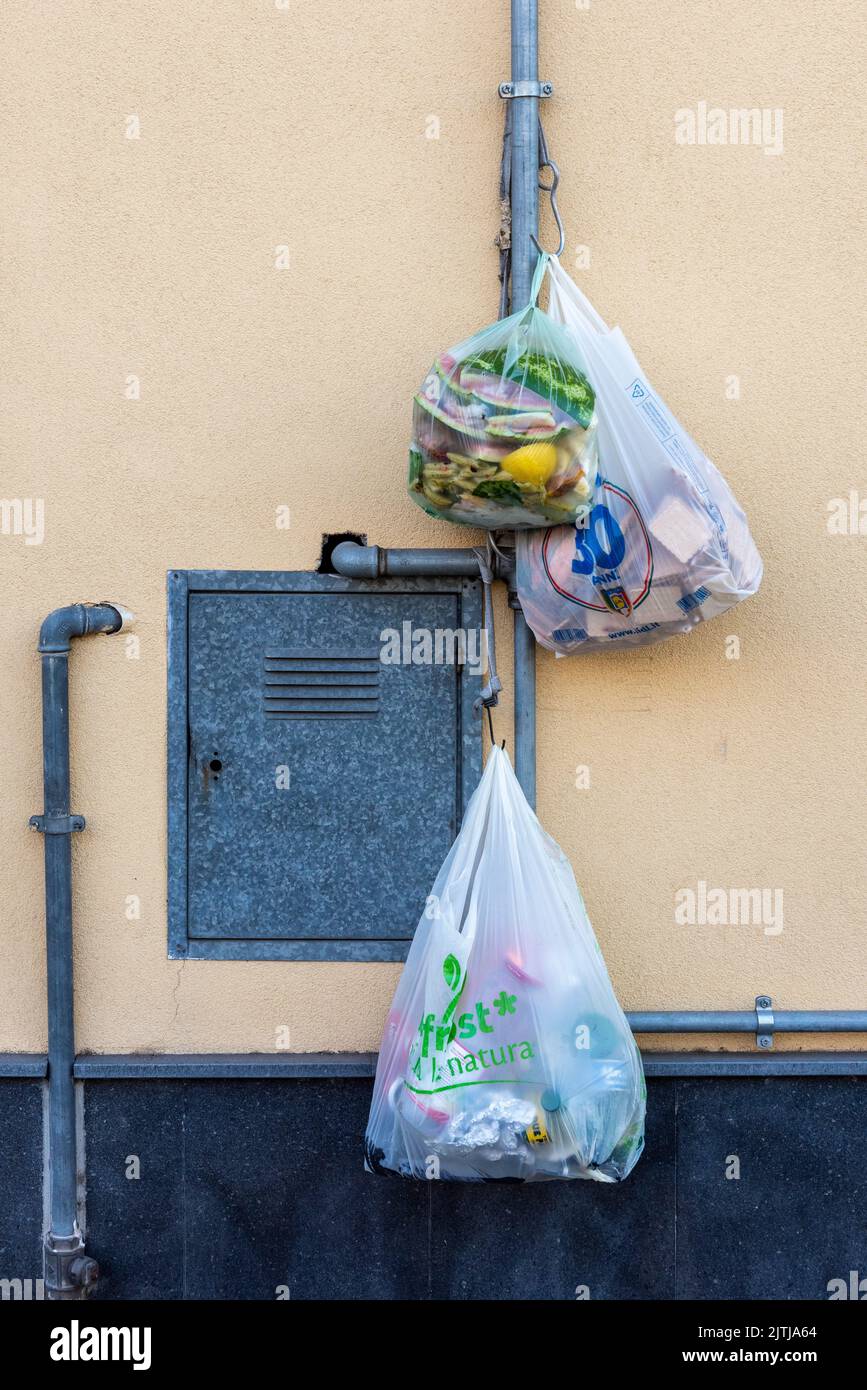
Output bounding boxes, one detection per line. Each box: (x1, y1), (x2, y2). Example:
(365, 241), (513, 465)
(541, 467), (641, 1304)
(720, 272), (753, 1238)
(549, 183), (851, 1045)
(539, 165), (566, 257)
(536, 119), (566, 258)
(483, 705), (507, 753)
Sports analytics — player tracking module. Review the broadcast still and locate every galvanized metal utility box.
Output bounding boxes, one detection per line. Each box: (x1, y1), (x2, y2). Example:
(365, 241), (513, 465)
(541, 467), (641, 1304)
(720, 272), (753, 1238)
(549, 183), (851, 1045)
(167, 571), (483, 960)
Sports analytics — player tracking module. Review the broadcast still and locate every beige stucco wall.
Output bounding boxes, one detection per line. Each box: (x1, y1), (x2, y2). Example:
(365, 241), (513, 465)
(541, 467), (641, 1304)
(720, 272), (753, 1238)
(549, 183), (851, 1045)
(2, 1), (864, 1054)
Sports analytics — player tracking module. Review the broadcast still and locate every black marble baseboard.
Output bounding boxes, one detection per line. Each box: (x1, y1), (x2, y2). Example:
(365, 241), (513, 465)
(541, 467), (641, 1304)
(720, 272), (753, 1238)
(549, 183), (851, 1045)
(1, 1074), (865, 1300)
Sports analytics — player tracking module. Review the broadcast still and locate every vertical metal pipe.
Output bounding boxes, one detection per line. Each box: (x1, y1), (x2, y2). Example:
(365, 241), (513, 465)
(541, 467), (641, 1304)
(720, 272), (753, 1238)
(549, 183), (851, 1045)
(42, 655), (78, 1238)
(512, 596), (537, 806)
(509, 0), (539, 309)
(34, 602), (130, 1297)
(510, 0), (539, 806)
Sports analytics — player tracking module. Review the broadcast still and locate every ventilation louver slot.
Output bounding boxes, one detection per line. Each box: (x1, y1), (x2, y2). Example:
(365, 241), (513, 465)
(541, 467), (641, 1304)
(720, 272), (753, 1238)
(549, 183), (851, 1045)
(263, 650), (380, 719)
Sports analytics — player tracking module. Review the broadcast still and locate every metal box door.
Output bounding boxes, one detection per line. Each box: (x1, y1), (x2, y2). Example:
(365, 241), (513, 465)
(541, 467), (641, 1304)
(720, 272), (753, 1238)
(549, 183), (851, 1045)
(168, 571), (482, 959)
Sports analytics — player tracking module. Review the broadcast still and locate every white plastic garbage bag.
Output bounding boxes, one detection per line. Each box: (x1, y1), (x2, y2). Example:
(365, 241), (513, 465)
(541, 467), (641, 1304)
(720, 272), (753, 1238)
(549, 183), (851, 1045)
(364, 748), (645, 1183)
(516, 255), (762, 653)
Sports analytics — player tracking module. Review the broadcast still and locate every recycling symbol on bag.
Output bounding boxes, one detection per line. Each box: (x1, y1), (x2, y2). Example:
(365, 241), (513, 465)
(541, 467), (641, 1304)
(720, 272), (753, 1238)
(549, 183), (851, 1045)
(541, 478), (653, 615)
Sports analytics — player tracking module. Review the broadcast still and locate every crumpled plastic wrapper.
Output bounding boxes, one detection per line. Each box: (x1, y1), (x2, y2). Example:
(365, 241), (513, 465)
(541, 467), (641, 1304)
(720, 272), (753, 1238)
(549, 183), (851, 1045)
(440, 1095), (537, 1157)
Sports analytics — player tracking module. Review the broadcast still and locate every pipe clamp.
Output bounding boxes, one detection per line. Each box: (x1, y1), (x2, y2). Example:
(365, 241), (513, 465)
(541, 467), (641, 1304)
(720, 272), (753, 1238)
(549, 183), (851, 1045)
(498, 80), (553, 99)
(29, 814), (86, 835)
(755, 995), (774, 1049)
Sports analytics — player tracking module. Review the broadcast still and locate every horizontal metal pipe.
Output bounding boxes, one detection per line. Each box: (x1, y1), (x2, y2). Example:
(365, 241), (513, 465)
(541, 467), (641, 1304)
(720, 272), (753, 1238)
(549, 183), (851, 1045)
(331, 541), (512, 581)
(70, 1051), (867, 1079)
(629, 1011), (867, 1033)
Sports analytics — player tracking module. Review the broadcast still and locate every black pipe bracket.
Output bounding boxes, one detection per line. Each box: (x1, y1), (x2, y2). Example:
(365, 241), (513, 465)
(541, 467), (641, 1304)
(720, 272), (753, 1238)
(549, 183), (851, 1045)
(29, 815), (86, 835)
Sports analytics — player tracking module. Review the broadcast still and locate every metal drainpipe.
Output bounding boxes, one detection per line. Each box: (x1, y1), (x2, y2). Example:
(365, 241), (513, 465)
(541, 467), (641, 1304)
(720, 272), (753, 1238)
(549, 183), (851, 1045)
(508, 0), (539, 807)
(508, 0), (540, 313)
(31, 603), (133, 1300)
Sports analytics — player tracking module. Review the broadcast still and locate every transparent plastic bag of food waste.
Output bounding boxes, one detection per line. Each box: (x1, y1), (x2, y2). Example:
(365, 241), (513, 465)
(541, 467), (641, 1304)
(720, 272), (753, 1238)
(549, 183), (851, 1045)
(408, 259), (599, 529)
(516, 254), (762, 652)
(364, 748), (645, 1183)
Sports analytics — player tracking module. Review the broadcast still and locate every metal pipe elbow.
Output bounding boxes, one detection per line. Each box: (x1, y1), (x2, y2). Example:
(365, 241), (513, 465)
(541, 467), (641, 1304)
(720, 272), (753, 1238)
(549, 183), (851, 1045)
(38, 603), (133, 654)
(330, 542), (382, 579)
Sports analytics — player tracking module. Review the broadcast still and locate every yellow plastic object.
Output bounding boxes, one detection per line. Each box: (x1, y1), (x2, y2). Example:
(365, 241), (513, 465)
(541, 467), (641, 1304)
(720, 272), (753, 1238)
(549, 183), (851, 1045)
(502, 441), (558, 488)
(526, 1119), (550, 1145)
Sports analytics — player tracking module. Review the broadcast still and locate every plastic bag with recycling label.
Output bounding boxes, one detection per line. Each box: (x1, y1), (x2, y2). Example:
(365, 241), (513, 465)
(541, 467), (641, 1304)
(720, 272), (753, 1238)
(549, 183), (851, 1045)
(516, 255), (762, 652)
(364, 748), (645, 1183)
(408, 260), (600, 530)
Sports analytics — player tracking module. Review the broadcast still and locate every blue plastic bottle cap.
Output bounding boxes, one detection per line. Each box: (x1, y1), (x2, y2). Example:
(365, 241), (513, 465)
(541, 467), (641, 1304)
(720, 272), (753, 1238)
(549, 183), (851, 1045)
(541, 1089), (561, 1112)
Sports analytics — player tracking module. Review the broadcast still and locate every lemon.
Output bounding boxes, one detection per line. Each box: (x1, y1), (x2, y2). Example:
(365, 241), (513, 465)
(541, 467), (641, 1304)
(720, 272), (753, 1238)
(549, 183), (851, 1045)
(501, 440), (558, 488)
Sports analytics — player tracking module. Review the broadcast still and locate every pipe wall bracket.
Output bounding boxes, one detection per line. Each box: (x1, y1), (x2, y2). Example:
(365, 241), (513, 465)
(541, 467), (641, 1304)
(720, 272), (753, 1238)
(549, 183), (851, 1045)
(498, 80), (553, 99)
(755, 995), (775, 1050)
(29, 814), (86, 835)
